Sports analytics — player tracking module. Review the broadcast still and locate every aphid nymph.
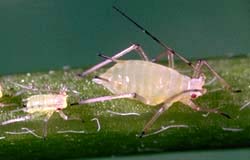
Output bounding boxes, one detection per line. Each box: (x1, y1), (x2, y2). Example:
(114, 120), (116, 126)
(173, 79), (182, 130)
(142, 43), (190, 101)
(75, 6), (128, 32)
(1, 90), (69, 138)
(77, 6), (239, 137)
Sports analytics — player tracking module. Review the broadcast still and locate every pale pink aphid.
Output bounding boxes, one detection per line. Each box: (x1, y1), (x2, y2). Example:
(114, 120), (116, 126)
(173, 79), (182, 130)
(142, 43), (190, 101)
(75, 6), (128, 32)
(77, 6), (239, 137)
(1, 90), (69, 138)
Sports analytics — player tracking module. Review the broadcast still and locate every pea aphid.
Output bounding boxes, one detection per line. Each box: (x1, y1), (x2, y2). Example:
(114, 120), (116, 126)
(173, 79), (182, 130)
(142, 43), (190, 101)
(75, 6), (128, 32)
(77, 6), (240, 137)
(1, 90), (69, 138)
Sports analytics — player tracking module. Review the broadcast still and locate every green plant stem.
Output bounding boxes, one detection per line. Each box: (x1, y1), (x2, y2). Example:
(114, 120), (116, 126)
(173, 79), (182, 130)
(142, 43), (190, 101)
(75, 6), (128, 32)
(0, 57), (249, 159)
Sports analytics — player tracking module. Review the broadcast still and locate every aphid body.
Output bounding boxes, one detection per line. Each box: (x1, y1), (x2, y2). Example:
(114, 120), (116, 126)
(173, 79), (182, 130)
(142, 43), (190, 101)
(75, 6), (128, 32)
(94, 60), (204, 106)
(24, 93), (68, 114)
(78, 6), (239, 137)
(1, 92), (69, 138)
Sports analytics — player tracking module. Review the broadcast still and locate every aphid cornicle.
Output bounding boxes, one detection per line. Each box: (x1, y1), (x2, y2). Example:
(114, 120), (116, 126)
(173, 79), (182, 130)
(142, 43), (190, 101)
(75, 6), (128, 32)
(78, 6), (239, 137)
(1, 91), (69, 138)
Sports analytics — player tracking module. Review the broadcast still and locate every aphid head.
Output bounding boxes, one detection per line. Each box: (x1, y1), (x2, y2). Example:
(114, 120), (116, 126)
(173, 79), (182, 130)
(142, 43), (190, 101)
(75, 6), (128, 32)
(59, 85), (69, 97)
(189, 76), (206, 99)
(60, 91), (68, 96)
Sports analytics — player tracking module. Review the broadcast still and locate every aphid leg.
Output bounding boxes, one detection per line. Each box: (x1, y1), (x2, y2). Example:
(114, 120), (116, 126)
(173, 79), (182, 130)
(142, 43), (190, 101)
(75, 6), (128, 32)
(42, 112), (54, 139)
(78, 44), (149, 77)
(77, 93), (136, 104)
(140, 103), (173, 138)
(140, 89), (203, 137)
(1, 115), (32, 125)
(57, 110), (68, 120)
(0, 103), (16, 107)
(57, 110), (82, 121)
(182, 99), (231, 119)
(10, 107), (26, 114)
(151, 50), (175, 68)
(192, 60), (240, 92)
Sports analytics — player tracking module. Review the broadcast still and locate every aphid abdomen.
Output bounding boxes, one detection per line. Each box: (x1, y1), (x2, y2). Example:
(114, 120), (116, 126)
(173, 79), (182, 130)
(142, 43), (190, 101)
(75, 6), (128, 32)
(26, 94), (67, 113)
(99, 60), (190, 105)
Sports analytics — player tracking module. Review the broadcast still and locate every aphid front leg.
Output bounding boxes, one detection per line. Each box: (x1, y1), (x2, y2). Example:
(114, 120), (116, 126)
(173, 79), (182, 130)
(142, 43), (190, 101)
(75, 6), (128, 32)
(79, 44), (149, 77)
(181, 99), (231, 119)
(57, 110), (68, 120)
(57, 109), (80, 121)
(192, 60), (238, 92)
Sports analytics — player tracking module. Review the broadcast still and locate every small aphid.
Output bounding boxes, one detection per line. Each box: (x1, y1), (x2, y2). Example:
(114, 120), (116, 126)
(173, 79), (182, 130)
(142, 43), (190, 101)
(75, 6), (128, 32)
(77, 6), (240, 137)
(1, 91), (69, 138)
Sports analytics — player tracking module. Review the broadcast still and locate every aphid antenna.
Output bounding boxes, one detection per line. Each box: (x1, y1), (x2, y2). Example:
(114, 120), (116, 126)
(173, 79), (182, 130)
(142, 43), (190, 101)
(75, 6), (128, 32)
(113, 6), (195, 69)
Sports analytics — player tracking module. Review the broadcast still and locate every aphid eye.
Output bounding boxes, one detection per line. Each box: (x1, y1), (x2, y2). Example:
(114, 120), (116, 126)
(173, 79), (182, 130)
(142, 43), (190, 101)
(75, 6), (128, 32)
(191, 94), (197, 99)
(56, 108), (62, 111)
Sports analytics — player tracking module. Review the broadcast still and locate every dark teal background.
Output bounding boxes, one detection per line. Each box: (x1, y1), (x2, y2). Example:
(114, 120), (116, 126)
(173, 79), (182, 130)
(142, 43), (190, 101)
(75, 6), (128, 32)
(0, 0), (249, 74)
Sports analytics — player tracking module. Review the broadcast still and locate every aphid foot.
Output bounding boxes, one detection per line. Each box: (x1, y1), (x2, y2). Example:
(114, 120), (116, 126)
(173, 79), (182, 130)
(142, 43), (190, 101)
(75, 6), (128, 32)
(76, 73), (84, 77)
(220, 112), (231, 119)
(232, 89), (242, 93)
(139, 131), (145, 138)
(70, 102), (80, 106)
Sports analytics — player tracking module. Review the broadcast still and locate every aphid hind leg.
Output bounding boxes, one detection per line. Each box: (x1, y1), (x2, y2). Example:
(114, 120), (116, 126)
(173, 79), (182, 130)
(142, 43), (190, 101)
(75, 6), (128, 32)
(77, 93), (136, 104)
(192, 60), (237, 92)
(79, 44), (149, 77)
(181, 99), (231, 119)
